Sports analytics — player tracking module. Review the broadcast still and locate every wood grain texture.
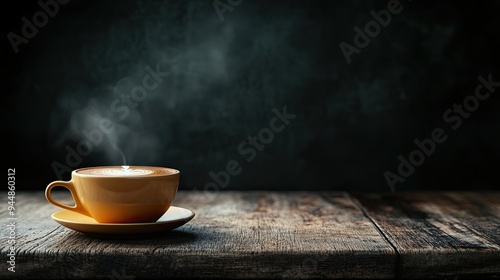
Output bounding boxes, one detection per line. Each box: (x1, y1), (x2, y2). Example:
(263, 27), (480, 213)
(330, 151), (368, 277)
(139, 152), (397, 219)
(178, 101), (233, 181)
(0, 191), (396, 279)
(353, 192), (500, 279)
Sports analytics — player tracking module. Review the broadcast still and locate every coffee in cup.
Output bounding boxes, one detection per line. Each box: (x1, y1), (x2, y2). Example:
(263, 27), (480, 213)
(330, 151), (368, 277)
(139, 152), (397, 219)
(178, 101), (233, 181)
(45, 166), (179, 223)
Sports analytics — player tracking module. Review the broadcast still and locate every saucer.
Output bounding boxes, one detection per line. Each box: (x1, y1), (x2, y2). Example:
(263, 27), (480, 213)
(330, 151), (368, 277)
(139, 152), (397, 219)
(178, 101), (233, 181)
(51, 206), (195, 238)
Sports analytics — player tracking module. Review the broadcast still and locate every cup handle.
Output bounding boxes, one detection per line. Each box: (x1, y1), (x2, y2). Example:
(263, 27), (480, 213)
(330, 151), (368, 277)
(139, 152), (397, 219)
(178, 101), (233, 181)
(45, 180), (90, 217)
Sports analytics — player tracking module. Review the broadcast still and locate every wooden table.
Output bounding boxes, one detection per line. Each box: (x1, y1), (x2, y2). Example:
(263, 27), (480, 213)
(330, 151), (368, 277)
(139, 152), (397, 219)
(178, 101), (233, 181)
(1, 191), (499, 279)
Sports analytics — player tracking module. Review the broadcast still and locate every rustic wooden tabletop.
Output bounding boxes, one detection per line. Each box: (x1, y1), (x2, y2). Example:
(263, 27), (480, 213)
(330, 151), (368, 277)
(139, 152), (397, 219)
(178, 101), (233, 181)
(1, 191), (498, 279)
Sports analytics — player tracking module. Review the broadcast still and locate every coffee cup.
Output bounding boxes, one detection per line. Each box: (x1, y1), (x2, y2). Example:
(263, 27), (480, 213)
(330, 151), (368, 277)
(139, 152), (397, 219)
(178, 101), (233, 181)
(45, 166), (180, 223)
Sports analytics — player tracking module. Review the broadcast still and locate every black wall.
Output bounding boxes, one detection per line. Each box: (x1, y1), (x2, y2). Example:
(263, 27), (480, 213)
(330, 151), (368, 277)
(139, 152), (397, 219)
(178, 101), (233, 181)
(3, 0), (500, 191)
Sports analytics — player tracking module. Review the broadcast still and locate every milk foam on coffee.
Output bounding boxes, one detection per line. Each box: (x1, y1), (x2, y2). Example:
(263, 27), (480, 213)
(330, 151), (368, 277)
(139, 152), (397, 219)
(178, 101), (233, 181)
(77, 166), (173, 176)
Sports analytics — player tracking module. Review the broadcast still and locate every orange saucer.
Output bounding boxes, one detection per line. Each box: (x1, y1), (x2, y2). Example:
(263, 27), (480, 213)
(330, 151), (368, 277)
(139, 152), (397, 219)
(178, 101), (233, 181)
(51, 206), (194, 238)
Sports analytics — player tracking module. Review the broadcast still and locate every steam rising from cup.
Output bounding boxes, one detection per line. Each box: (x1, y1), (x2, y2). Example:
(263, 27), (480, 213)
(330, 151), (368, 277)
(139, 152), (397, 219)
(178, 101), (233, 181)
(52, 87), (162, 169)
(68, 98), (130, 165)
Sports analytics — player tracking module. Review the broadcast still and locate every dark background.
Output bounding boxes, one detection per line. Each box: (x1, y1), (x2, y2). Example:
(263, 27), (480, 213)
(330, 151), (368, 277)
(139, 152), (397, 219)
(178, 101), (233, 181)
(2, 0), (499, 192)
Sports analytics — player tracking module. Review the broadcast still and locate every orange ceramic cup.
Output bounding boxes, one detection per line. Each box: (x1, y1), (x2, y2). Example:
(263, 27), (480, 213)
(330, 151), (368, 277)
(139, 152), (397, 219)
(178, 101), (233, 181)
(45, 166), (179, 223)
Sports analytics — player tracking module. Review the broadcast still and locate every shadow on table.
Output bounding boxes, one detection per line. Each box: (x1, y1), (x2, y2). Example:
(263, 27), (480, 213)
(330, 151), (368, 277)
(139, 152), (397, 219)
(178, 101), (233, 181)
(54, 228), (200, 245)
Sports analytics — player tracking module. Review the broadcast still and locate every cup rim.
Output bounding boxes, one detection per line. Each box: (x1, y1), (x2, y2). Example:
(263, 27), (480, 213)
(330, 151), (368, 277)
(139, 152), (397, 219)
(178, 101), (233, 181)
(72, 166), (180, 178)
